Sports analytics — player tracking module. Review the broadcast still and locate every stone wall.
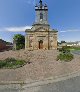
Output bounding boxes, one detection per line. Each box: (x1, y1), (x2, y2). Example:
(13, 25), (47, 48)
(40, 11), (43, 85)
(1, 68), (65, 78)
(25, 29), (58, 50)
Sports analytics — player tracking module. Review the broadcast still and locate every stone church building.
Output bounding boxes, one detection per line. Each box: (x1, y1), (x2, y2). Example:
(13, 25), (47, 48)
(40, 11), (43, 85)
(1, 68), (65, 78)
(25, 0), (58, 50)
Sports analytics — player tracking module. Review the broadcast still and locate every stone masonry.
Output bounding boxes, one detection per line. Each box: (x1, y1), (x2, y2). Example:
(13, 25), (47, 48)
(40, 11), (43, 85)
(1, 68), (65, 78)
(25, 0), (58, 50)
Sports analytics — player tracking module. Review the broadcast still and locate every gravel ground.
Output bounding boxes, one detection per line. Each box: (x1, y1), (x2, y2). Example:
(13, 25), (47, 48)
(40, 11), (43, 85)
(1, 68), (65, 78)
(0, 49), (80, 82)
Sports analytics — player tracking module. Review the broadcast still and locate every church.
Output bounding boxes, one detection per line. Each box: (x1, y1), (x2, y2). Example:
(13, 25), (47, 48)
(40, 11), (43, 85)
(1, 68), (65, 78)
(25, 0), (58, 50)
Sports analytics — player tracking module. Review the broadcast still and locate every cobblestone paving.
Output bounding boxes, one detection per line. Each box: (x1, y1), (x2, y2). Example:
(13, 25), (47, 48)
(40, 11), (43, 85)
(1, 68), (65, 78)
(0, 50), (80, 82)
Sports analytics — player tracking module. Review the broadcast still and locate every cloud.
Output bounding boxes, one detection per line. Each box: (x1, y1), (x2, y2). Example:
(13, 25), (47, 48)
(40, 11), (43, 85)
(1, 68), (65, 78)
(60, 31), (67, 33)
(4, 26), (32, 32)
(60, 29), (80, 33)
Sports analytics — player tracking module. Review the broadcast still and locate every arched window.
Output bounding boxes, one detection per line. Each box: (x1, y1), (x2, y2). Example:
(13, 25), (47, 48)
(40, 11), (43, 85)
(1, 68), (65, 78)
(40, 13), (43, 19)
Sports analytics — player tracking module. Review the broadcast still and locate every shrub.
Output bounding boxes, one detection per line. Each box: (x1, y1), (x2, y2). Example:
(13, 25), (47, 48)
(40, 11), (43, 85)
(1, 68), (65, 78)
(0, 58), (28, 69)
(57, 53), (74, 62)
(58, 46), (71, 54)
(0, 60), (6, 68)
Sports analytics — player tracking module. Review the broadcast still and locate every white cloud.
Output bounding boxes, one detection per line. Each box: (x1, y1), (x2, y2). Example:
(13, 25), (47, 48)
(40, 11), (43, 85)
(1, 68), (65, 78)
(4, 26), (32, 32)
(60, 29), (80, 33)
(60, 31), (67, 33)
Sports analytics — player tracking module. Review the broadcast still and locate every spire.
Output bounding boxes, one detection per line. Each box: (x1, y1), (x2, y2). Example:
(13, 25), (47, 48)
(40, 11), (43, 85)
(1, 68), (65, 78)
(39, 0), (43, 8)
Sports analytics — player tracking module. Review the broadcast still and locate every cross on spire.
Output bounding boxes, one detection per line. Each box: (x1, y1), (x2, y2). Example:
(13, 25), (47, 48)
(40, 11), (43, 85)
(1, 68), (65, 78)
(39, 0), (42, 8)
(39, 0), (42, 3)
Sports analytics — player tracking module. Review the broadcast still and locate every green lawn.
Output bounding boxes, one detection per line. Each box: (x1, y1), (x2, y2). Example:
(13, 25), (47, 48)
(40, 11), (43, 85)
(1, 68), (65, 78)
(69, 47), (80, 51)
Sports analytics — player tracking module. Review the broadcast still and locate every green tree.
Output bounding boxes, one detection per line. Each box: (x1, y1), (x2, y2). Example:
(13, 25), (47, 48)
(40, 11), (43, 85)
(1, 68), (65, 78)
(13, 34), (25, 50)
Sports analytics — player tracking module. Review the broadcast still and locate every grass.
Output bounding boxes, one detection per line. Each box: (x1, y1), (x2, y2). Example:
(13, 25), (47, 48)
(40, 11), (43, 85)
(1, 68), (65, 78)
(58, 46), (80, 52)
(0, 58), (30, 69)
(69, 47), (80, 51)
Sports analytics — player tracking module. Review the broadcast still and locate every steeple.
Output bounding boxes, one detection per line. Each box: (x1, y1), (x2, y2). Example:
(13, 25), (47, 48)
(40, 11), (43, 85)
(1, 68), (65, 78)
(34, 0), (49, 25)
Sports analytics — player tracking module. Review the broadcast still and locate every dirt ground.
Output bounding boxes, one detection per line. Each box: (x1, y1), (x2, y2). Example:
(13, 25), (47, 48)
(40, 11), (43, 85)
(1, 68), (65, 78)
(0, 49), (80, 82)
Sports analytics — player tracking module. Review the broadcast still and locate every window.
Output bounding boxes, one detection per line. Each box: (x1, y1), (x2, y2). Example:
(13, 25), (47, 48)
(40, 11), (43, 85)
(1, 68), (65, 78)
(40, 13), (43, 19)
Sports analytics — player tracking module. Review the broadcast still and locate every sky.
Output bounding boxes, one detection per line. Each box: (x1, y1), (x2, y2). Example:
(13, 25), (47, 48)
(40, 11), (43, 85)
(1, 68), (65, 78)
(0, 0), (80, 42)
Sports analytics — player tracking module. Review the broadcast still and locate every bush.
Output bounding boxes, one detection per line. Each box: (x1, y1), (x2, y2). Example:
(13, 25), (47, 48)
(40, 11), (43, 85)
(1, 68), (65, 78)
(0, 58), (28, 69)
(56, 53), (74, 62)
(0, 60), (6, 68)
(58, 46), (71, 54)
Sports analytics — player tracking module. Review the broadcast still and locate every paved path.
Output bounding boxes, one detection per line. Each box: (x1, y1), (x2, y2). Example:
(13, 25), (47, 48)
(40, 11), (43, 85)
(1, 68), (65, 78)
(0, 75), (80, 92)
(28, 76), (80, 92)
(0, 50), (80, 82)
(71, 50), (80, 55)
(0, 50), (80, 92)
(0, 84), (20, 92)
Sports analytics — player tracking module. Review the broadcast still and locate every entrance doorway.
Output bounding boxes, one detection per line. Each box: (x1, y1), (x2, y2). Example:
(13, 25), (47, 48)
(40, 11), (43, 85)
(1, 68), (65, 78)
(39, 40), (43, 49)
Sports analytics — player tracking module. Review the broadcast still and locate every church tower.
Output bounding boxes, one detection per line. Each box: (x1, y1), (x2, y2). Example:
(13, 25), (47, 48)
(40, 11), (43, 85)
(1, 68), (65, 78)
(33, 0), (50, 29)
(35, 0), (48, 25)
(25, 0), (58, 50)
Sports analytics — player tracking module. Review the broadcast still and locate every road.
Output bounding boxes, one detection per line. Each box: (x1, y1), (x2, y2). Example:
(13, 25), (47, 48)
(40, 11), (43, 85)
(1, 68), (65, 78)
(0, 76), (80, 92)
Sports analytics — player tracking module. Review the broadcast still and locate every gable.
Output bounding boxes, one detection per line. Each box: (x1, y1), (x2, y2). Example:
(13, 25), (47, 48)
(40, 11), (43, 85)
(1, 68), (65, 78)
(34, 27), (47, 32)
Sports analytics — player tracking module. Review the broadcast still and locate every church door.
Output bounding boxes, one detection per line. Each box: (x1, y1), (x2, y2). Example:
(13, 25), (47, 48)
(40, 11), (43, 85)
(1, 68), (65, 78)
(39, 40), (43, 49)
